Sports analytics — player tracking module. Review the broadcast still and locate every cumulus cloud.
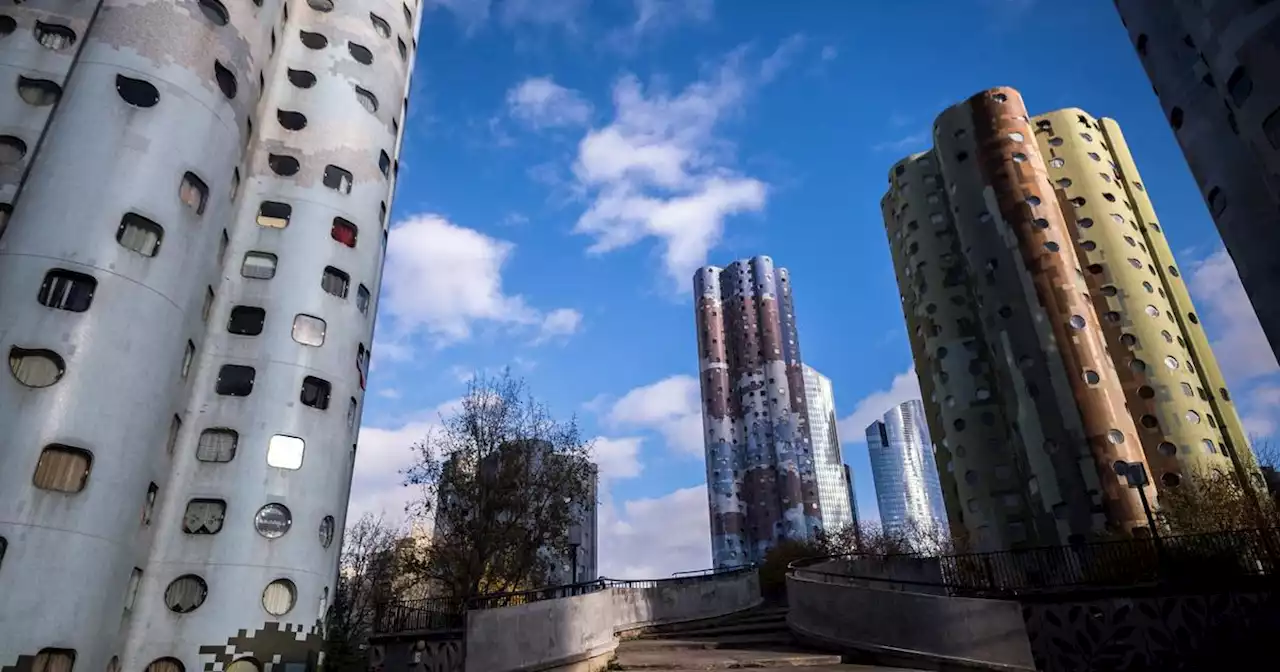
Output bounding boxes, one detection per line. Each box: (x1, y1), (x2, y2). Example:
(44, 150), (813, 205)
(381, 214), (581, 346)
(507, 76), (594, 129)
(347, 417), (443, 527)
(1185, 247), (1280, 383)
(605, 375), (705, 456)
(597, 484), (712, 577)
(591, 436), (645, 481)
(837, 366), (923, 443)
(571, 57), (767, 288)
(759, 33), (806, 83)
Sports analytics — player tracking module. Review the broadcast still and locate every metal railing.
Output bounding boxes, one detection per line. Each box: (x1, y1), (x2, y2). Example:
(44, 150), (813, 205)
(790, 527), (1280, 598)
(373, 563), (759, 634)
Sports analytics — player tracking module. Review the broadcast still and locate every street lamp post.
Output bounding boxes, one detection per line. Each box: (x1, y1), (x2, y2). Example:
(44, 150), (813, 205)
(1114, 460), (1165, 559)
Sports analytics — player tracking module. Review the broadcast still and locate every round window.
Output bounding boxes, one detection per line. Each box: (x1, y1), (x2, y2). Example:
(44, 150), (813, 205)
(254, 503), (292, 539)
(164, 575), (208, 613)
(262, 579), (297, 616)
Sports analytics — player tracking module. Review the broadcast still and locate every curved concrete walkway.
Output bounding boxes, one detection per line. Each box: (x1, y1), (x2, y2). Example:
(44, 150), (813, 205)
(613, 606), (922, 671)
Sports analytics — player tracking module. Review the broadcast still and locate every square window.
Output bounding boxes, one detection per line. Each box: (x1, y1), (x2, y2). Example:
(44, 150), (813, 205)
(182, 340), (195, 379)
(117, 213), (163, 257)
(167, 414), (182, 455)
(241, 251), (278, 279)
(196, 428), (237, 462)
(292, 314), (326, 347)
(257, 201), (291, 228)
(356, 284), (371, 314)
(37, 269), (97, 312)
(227, 305), (266, 336)
(322, 266), (350, 298)
(267, 435), (305, 470)
(33, 650), (76, 672)
(180, 172), (209, 214)
(331, 217), (358, 248)
(33, 444), (92, 493)
(301, 376), (331, 409)
(215, 364), (255, 396)
(183, 499), (226, 534)
(323, 165), (353, 194)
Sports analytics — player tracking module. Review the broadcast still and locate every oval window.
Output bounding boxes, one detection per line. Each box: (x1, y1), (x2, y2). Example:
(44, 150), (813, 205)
(164, 575), (209, 613)
(262, 579), (297, 616)
(254, 503), (293, 539)
(9, 346), (65, 388)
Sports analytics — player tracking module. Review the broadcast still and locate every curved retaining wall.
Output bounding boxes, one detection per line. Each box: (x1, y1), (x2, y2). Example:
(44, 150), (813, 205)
(786, 572), (1035, 671)
(464, 570), (761, 672)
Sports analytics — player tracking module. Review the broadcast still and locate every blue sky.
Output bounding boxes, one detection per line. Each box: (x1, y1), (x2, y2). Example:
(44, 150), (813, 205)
(348, 0), (1280, 577)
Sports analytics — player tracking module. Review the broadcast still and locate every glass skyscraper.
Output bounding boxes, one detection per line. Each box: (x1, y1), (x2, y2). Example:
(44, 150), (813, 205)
(802, 364), (856, 531)
(865, 400), (947, 540)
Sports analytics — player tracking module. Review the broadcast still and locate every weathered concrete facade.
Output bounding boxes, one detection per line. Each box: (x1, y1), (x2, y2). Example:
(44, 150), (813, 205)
(694, 256), (822, 568)
(883, 87), (1262, 551)
(1115, 0), (1280, 368)
(0, 1), (420, 670)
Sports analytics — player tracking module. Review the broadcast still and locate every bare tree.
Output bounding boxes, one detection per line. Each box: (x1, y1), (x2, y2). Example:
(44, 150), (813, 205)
(819, 519), (959, 557)
(1158, 467), (1280, 534)
(326, 514), (406, 670)
(402, 371), (596, 600)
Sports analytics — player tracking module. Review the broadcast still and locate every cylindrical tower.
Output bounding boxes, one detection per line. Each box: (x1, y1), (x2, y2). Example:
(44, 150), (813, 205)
(960, 88), (1154, 536)
(1098, 117), (1262, 491)
(776, 266), (823, 536)
(880, 152), (1040, 551)
(1114, 0), (1280, 366)
(694, 266), (747, 568)
(0, 0), (251, 667)
(0, 0), (420, 669)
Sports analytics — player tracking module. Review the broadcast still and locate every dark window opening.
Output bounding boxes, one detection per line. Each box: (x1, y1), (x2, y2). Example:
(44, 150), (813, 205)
(322, 266), (350, 298)
(323, 165), (353, 193)
(371, 12), (391, 37)
(277, 109), (307, 130)
(301, 376), (332, 410)
(1263, 107), (1280, 149)
(1169, 107), (1183, 130)
(180, 171), (209, 214)
(1207, 187), (1227, 216)
(397, 37), (407, 60)
(268, 153), (300, 176)
(403, 2), (412, 26)
(182, 499), (226, 534)
(357, 343), (370, 390)
(379, 150), (391, 177)
(308, 0), (335, 11)
(257, 200), (291, 228)
(355, 85), (378, 113)
(349, 42), (373, 65)
(357, 284), (371, 314)
(215, 364), (255, 396)
(1135, 33), (1148, 55)
(34, 21), (76, 50)
(198, 0), (230, 25)
(196, 428), (237, 462)
(117, 213), (163, 257)
(0, 135), (27, 165)
(1227, 67), (1253, 106)
(287, 69), (316, 88)
(17, 76), (61, 106)
(300, 30), (328, 49)
(141, 482), (158, 525)
(38, 269), (96, 312)
(218, 229), (229, 265)
(0, 16), (16, 37)
(227, 305), (266, 335)
(112, 74), (156, 106)
(331, 217), (357, 247)
(214, 60), (237, 99)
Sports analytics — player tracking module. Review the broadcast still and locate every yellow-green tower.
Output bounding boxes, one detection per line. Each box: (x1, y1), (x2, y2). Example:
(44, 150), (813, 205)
(1032, 109), (1262, 495)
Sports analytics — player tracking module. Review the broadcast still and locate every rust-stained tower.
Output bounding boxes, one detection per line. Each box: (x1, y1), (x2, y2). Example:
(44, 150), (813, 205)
(882, 87), (1260, 552)
(694, 256), (822, 568)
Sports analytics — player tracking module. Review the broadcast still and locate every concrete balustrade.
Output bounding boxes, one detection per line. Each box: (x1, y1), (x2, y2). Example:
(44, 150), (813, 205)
(464, 570), (762, 672)
(786, 571), (1036, 671)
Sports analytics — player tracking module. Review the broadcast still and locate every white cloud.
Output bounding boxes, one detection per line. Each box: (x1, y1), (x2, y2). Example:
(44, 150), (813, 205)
(1185, 247), (1280, 383)
(426, 0), (492, 32)
(837, 367), (923, 443)
(598, 484), (712, 578)
(629, 0), (713, 35)
(572, 58), (767, 289)
(820, 45), (838, 61)
(759, 33), (806, 83)
(872, 133), (928, 154)
(382, 214), (580, 346)
(605, 375), (705, 456)
(348, 417), (443, 527)
(590, 436), (645, 481)
(536, 307), (584, 343)
(507, 76), (594, 129)
(427, 0), (589, 33)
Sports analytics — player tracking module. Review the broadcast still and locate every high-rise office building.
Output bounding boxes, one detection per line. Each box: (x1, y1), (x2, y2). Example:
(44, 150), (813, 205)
(694, 256), (822, 568)
(1114, 1), (1280, 366)
(802, 364), (856, 531)
(0, 1), (420, 669)
(865, 400), (948, 540)
(842, 464), (861, 531)
(881, 86), (1260, 551)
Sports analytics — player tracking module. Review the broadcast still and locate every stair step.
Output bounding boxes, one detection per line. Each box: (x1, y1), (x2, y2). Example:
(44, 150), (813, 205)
(622, 634), (797, 651)
(615, 649), (844, 670)
(637, 622), (790, 640)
